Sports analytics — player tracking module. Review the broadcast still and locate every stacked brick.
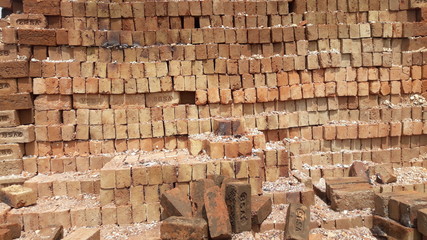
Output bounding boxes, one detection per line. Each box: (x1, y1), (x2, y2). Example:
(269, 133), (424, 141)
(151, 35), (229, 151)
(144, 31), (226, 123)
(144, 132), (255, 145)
(0, 0), (424, 236)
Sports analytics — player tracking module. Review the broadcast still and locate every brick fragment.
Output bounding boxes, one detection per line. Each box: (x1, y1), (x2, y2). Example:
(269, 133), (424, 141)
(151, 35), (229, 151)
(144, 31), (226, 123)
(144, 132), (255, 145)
(349, 161), (369, 180)
(35, 225), (63, 240)
(161, 216), (208, 240)
(375, 165), (397, 184)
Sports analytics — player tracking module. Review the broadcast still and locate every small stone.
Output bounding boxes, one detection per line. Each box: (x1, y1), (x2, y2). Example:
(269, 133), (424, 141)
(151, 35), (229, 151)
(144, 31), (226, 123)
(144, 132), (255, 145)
(161, 216), (208, 240)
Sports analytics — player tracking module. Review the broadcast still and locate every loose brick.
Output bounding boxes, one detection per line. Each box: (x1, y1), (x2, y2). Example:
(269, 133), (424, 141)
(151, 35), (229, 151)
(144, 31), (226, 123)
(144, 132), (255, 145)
(160, 216), (208, 240)
(284, 203), (310, 240)
(204, 186), (232, 239)
(0, 185), (36, 208)
(251, 195), (272, 225)
(160, 188), (192, 219)
(225, 182), (251, 233)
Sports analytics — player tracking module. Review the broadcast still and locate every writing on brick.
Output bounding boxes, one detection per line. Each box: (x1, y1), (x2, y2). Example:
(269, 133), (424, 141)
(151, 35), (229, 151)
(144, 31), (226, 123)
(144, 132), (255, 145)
(79, 97), (105, 105)
(295, 207), (307, 231)
(16, 19), (42, 26)
(0, 132), (23, 138)
(0, 149), (12, 155)
(0, 51), (10, 57)
(0, 115), (9, 122)
(0, 83), (10, 89)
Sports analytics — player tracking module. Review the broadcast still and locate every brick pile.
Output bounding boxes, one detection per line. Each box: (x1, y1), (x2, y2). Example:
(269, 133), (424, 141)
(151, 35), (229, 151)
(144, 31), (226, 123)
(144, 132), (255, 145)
(0, 0), (424, 238)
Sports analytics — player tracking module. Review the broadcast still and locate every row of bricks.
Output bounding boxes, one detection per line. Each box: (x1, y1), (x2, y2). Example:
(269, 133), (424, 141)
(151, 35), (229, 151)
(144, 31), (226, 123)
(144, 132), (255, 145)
(262, 215), (374, 232)
(100, 156), (263, 189)
(28, 10), (419, 31)
(24, 178), (100, 198)
(26, 55), (427, 79)
(32, 96), (427, 124)
(26, 41), (427, 65)
(29, 117), (427, 143)
(100, 176), (264, 207)
(24, 129), (426, 158)
(32, 104), (427, 126)
(22, 155), (113, 174)
(30, 76), (427, 96)
(27, 136), (190, 157)
(290, 147), (427, 169)
(21, 0), (419, 17)
(4, 23), (420, 47)
(265, 129), (427, 148)
(7, 203), (162, 230)
(30, 79), (426, 111)
(23, 41), (422, 64)
(286, 137), (427, 155)
(307, 161), (427, 182)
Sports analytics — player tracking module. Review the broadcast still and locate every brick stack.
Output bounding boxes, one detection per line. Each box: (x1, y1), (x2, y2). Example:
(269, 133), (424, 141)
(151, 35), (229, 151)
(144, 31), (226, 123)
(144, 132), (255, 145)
(0, 0), (424, 237)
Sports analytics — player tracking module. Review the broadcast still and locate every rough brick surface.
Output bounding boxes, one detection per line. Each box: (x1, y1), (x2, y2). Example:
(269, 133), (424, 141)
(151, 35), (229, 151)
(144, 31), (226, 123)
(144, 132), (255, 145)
(225, 182), (251, 233)
(0, 185), (36, 208)
(204, 186), (232, 240)
(251, 195), (272, 225)
(284, 203), (310, 240)
(161, 216), (208, 240)
(160, 188), (192, 219)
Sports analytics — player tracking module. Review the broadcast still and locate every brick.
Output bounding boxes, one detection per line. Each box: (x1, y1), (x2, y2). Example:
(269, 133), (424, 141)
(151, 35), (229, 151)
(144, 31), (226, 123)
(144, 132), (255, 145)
(190, 179), (215, 218)
(9, 14), (47, 28)
(251, 195), (272, 225)
(0, 185), (36, 208)
(225, 182), (251, 233)
(0, 61), (28, 78)
(160, 216), (208, 240)
(349, 161), (369, 180)
(23, 0), (61, 15)
(0, 229), (11, 240)
(330, 183), (374, 211)
(63, 228), (100, 240)
(160, 188), (192, 219)
(375, 165), (397, 184)
(284, 203), (310, 240)
(18, 29), (56, 46)
(373, 215), (421, 240)
(374, 191), (416, 217)
(0, 223), (20, 239)
(204, 186), (232, 239)
(0, 125), (35, 143)
(35, 225), (63, 240)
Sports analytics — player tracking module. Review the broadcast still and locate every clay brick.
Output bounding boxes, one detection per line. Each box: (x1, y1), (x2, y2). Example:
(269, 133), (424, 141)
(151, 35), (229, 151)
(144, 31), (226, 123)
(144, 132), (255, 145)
(161, 216), (208, 240)
(251, 195), (272, 225)
(204, 186), (232, 239)
(0, 185), (36, 208)
(285, 203), (310, 240)
(160, 188), (192, 219)
(23, 0), (61, 15)
(18, 29), (56, 46)
(225, 182), (251, 233)
(190, 179), (215, 218)
(63, 228), (100, 240)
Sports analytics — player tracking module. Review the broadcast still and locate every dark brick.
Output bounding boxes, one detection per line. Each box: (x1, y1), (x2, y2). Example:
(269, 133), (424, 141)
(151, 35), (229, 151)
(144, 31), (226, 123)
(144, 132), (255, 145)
(160, 188), (192, 219)
(161, 216), (208, 240)
(284, 203), (310, 240)
(251, 195), (272, 225)
(204, 186), (232, 239)
(225, 182), (251, 233)
(373, 215), (421, 240)
(190, 179), (215, 218)
(349, 161), (369, 180)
